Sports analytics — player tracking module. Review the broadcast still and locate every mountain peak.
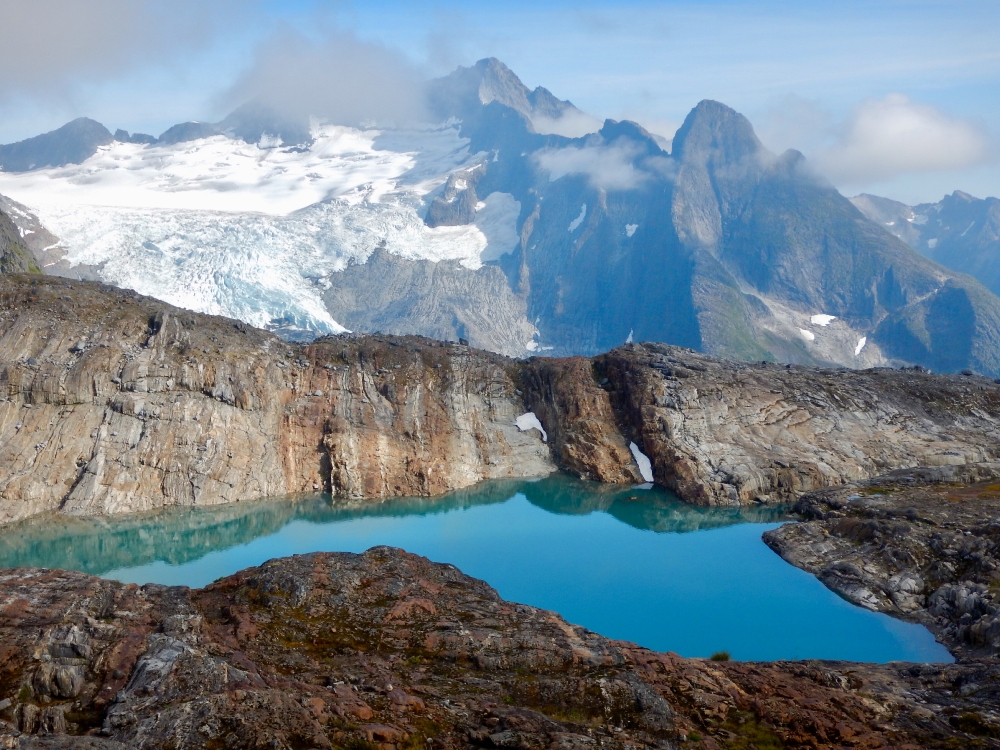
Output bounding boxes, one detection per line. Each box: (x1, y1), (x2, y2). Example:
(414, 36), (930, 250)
(0, 117), (113, 173)
(671, 99), (763, 163)
(428, 58), (579, 128)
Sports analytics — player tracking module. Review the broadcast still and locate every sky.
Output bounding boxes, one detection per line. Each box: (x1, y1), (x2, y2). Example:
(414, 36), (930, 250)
(0, 0), (997, 204)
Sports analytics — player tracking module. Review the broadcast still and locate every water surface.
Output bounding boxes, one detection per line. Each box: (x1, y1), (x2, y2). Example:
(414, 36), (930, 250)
(0, 475), (952, 663)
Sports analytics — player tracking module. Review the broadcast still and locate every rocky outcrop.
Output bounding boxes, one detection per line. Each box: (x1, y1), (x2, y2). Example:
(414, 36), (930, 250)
(764, 464), (1000, 659)
(0, 208), (39, 275)
(2, 548), (999, 749)
(5, 273), (1000, 523)
(526, 343), (1000, 506)
(0, 275), (552, 526)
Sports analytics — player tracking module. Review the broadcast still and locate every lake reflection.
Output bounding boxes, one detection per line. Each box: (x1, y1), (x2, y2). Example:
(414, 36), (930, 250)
(0, 474), (952, 663)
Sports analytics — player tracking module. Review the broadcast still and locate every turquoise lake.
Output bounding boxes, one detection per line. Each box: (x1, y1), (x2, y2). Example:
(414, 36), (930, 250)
(0, 474), (952, 663)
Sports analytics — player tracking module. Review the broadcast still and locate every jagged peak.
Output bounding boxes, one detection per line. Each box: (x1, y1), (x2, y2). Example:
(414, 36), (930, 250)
(671, 99), (764, 163)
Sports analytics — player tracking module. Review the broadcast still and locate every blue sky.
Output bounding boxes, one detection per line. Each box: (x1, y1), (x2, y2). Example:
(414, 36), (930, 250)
(0, 0), (997, 203)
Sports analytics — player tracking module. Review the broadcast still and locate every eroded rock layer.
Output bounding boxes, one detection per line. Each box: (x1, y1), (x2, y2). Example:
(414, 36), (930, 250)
(2, 548), (999, 749)
(0, 276), (552, 525)
(526, 345), (1000, 506)
(4, 273), (1000, 523)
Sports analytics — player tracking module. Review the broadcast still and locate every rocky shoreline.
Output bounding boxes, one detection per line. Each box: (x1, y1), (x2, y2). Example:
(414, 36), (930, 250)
(765, 463), (1000, 661)
(1, 547), (999, 749)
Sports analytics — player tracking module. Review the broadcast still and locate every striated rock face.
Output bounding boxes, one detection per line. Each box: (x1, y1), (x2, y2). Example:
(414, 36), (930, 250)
(4, 272), (1000, 523)
(0, 275), (552, 525)
(526, 343), (1000, 506)
(764, 464), (1000, 659)
(2, 548), (1000, 748)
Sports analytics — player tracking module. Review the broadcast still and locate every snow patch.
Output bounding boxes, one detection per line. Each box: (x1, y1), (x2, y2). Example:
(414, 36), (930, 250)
(810, 314), (836, 326)
(525, 341), (539, 352)
(927, 238), (938, 249)
(799, 328), (816, 341)
(961, 221), (976, 237)
(568, 204), (586, 232)
(625, 223), (638, 237)
(625, 329), (633, 344)
(515, 412), (547, 442)
(855, 337), (867, 356)
(629, 442), (654, 483)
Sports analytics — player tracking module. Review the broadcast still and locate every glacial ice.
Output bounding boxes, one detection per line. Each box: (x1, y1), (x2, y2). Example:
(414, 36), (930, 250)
(0, 123), (520, 335)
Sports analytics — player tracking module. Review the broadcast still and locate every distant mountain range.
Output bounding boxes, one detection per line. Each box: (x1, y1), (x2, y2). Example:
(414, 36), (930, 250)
(853, 191), (1000, 298)
(1, 58), (1000, 375)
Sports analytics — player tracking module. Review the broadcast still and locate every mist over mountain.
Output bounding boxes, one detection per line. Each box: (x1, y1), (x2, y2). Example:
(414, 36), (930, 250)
(2, 58), (1000, 375)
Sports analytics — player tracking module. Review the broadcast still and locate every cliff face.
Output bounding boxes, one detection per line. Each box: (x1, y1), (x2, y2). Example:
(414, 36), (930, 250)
(0, 276), (552, 526)
(524, 343), (1000, 506)
(3, 273), (1000, 524)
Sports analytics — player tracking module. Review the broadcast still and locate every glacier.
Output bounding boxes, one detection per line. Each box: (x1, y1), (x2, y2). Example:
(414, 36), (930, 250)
(0, 123), (519, 334)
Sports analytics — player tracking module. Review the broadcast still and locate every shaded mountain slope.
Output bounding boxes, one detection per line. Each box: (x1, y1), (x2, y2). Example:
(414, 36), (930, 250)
(0, 204), (39, 274)
(0, 118), (112, 172)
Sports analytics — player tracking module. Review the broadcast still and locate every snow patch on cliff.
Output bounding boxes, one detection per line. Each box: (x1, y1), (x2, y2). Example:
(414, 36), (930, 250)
(515, 412), (547, 442)
(630, 442), (654, 483)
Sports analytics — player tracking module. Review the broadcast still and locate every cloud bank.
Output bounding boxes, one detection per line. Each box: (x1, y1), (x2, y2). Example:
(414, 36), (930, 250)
(760, 93), (992, 189)
(532, 110), (603, 138)
(817, 94), (990, 185)
(535, 139), (672, 191)
(0, 0), (246, 99)
(221, 30), (429, 128)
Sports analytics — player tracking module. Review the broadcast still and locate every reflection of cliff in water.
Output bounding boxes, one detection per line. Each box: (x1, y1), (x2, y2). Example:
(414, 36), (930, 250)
(519, 474), (790, 532)
(0, 474), (791, 576)
(0, 480), (528, 576)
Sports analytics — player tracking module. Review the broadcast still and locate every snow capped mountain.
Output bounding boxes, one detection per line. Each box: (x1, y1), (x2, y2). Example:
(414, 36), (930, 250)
(4, 58), (1000, 375)
(0, 122), (523, 335)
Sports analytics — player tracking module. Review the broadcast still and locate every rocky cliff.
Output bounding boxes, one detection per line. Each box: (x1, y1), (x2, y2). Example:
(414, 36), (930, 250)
(525, 343), (1000, 506)
(2, 547), (999, 748)
(4, 273), (1000, 524)
(0, 275), (552, 526)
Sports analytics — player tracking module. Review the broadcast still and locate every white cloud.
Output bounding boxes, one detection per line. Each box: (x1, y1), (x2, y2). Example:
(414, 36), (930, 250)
(815, 94), (989, 186)
(535, 139), (656, 191)
(532, 110), (603, 138)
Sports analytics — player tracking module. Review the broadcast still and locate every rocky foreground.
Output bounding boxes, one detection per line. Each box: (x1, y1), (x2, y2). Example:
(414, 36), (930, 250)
(0, 547), (998, 750)
(3, 273), (1000, 524)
